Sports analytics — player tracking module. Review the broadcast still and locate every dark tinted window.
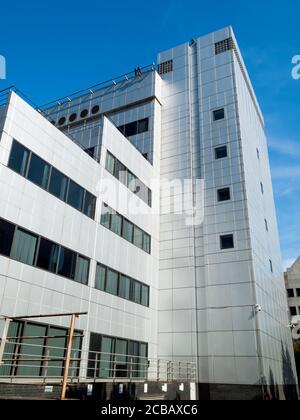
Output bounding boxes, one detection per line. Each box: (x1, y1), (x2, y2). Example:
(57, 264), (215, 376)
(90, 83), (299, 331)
(95, 264), (106, 291)
(213, 108), (225, 121)
(122, 219), (133, 242)
(36, 238), (59, 273)
(106, 269), (119, 296)
(220, 234), (234, 250)
(297, 289), (300, 298)
(67, 180), (84, 211)
(11, 228), (38, 265)
(119, 275), (131, 300)
(290, 307), (297, 316)
(48, 167), (68, 201)
(8, 141), (30, 176)
(58, 247), (77, 279)
(118, 118), (149, 137)
(218, 188), (231, 202)
(132, 282), (141, 304)
(114, 160), (127, 185)
(83, 191), (96, 219)
(0, 219), (15, 257)
(215, 146), (228, 159)
(137, 119), (149, 134)
(58, 117), (66, 126)
(75, 255), (90, 285)
(143, 233), (151, 254)
(287, 289), (295, 298)
(27, 154), (50, 189)
(141, 285), (149, 307)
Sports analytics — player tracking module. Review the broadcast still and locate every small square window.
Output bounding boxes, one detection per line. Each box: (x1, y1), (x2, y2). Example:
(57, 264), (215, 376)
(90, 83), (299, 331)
(215, 146), (228, 160)
(290, 307), (297, 316)
(220, 234), (234, 250)
(213, 108), (225, 121)
(287, 289), (295, 298)
(217, 188), (231, 202)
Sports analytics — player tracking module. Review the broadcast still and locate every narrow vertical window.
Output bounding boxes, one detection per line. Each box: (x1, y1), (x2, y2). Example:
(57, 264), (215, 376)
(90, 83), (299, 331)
(8, 141), (30, 176)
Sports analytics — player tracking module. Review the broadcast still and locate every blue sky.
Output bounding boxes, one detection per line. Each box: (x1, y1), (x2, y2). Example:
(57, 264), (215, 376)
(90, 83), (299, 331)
(0, 0), (299, 269)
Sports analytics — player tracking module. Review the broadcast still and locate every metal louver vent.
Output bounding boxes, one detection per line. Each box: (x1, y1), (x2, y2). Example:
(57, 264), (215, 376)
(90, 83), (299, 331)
(215, 37), (234, 55)
(158, 60), (173, 75)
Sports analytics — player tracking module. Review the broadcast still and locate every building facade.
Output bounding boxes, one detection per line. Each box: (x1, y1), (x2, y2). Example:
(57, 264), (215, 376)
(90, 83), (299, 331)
(285, 258), (300, 317)
(0, 26), (297, 400)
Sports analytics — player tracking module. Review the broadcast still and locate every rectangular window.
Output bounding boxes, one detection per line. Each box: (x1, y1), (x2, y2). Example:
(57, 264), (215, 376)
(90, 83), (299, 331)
(213, 108), (225, 121)
(127, 171), (137, 193)
(48, 167), (68, 201)
(27, 154), (50, 189)
(143, 233), (151, 254)
(132, 281), (141, 304)
(106, 269), (119, 296)
(114, 160), (127, 185)
(133, 226), (143, 249)
(297, 289), (300, 298)
(67, 180), (84, 211)
(119, 275), (131, 300)
(74, 255), (90, 285)
(290, 307), (297, 316)
(95, 264), (106, 291)
(215, 145), (228, 159)
(122, 219), (134, 243)
(36, 238), (59, 273)
(8, 141), (30, 176)
(118, 118), (149, 137)
(217, 187), (231, 202)
(83, 191), (96, 219)
(105, 152), (115, 175)
(111, 213), (122, 236)
(141, 285), (149, 307)
(11, 228), (38, 265)
(100, 204), (111, 229)
(220, 234), (234, 250)
(58, 247), (77, 280)
(0, 219), (15, 257)
(288, 289), (295, 298)
(137, 118), (149, 134)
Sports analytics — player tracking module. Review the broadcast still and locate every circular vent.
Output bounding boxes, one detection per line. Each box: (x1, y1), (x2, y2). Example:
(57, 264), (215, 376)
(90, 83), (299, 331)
(58, 117), (66, 126)
(69, 113), (77, 122)
(91, 105), (100, 115)
(80, 109), (89, 118)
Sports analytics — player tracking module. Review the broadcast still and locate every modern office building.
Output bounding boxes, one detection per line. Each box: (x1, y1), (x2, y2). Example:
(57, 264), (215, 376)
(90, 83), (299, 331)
(0, 26), (297, 400)
(285, 258), (300, 317)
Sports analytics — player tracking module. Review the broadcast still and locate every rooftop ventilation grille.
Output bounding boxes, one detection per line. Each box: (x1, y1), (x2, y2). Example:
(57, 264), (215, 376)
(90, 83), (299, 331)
(215, 37), (234, 55)
(158, 60), (173, 75)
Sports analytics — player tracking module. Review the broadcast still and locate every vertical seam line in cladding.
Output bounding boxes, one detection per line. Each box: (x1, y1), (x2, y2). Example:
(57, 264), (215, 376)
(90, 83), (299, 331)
(188, 41), (200, 382)
(230, 39), (263, 386)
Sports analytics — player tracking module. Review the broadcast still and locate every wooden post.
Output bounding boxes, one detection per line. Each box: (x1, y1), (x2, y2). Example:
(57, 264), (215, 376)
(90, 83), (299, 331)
(60, 314), (76, 400)
(0, 318), (11, 366)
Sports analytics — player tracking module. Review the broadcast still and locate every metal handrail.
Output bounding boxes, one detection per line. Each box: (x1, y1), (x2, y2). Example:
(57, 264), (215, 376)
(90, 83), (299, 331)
(39, 64), (156, 110)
